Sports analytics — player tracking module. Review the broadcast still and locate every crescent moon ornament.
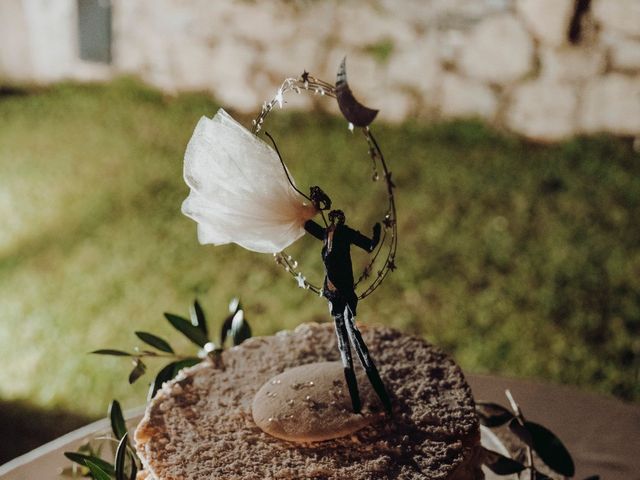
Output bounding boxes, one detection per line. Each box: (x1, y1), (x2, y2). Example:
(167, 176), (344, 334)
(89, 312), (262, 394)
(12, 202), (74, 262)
(335, 57), (379, 128)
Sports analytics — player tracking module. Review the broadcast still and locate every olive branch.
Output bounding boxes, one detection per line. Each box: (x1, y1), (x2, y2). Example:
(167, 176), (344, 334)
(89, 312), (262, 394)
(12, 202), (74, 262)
(62, 298), (252, 479)
(478, 390), (599, 480)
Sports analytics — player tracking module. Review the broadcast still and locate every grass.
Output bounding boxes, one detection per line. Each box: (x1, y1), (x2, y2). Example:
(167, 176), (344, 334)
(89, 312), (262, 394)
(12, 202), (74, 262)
(0, 79), (638, 419)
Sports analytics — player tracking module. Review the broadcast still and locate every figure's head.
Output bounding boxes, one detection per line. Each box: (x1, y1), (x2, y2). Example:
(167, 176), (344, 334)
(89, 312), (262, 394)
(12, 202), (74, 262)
(329, 209), (345, 225)
(309, 185), (332, 211)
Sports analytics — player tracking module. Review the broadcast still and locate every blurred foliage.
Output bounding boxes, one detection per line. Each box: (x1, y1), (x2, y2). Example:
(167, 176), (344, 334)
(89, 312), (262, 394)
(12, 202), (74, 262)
(0, 78), (638, 417)
(362, 38), (395, 63)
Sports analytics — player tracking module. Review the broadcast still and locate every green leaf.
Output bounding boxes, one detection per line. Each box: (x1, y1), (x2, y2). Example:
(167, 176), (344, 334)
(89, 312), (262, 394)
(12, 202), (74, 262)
(139, 350), (159, 356)
(109, 399), (128, 440)
(129, 458), (138, 480)
(220, 298), (241, 346)
(148, 362), (176, 401)
(230, 310), (252, 346)
(476, 402), (514, 427)
(86, 459), (112, 480)
(525, 421), (575, 477)
(220, 312), (234, 346)
(482, 447), (526, 475)
(115, 433), (128, 480)
(164, 312), (208, 347)
(228, 297), (241, 313)
(128, 358), (147, 384)
(533, 471), (552, 480)
(64, 452), (115, 476)
(148, 358), (200, 401)
(91, 349), (132, 356)
(172, 357), (200, 372)
(190, 299), (208, 337)
(508, 417), (533, 447)
(135, 331), (174, 353)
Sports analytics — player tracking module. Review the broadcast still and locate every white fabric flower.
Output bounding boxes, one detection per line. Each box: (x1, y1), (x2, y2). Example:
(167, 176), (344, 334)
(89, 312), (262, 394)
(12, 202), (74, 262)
(182, 108), (316, 254)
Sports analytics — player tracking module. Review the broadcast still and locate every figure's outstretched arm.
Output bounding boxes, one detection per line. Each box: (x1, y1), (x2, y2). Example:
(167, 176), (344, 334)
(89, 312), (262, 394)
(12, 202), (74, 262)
(350, 222), (381, 253)
(304, 220), (324, 241)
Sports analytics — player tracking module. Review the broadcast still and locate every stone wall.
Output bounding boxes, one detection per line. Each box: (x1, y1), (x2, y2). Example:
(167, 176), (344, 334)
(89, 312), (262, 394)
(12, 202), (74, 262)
(1, 0), (639, 141)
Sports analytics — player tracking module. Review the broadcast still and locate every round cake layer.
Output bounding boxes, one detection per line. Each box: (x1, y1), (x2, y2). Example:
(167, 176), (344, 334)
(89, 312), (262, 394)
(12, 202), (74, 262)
(135, 322), (482, 479)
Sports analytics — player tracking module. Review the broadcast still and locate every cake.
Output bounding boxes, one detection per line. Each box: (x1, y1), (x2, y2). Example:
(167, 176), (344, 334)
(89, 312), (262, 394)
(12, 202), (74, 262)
(134, 322), (483, 479)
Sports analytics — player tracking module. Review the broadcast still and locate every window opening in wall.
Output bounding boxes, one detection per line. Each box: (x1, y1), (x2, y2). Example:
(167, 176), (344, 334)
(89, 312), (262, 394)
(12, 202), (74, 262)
(77, 0), (112, 63)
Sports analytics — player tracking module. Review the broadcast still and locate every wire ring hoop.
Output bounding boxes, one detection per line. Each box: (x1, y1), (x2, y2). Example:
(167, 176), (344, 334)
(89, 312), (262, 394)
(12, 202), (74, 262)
(251, 72), (397, 301)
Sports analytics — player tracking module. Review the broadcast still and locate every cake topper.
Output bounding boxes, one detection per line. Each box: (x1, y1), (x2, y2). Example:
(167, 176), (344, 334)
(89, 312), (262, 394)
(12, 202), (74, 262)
(181, 59), (397, 413)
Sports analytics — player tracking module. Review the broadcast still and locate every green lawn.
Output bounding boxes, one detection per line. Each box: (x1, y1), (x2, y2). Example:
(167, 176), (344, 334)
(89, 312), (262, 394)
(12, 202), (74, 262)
(0, 79), (638, 418)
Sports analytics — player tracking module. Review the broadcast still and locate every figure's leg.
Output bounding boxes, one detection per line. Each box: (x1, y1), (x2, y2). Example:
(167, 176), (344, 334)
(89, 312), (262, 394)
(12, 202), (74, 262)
(331, 301), (361, 414)
(344, 304), (392, 414)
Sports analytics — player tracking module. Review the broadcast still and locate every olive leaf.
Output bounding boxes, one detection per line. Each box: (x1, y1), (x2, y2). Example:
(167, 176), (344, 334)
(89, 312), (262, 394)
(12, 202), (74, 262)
(86, 459), (112, 480)
(91, 349), (132, 357)
(229, 310), (252, 346)
(228, 297), (241, 313)
(164, 313), (209, 347)
(148, 358), (200, 401)
(108, 400), (127, 440)
(64, 452), (115, 476)
(135, 331), (174, 353)
(128, 358), (147, 384)
(220, 312), (234, 346)
(115, 433), (128, 480)
(220, 298), (241, 346)
(148, 362), (175, 401)
(508, 417), (533, 446)
(128, 458), (138, 480)
(482, 447), (526, 475)
(476, 402), (515, 427)
(190, 299), (208, 337)
(533, 471), (552, 480)
(525, 421), (575, 477)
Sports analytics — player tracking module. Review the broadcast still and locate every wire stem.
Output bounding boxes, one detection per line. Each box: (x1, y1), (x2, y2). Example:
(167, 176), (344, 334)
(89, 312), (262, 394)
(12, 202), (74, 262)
(264, 131), (312, 202)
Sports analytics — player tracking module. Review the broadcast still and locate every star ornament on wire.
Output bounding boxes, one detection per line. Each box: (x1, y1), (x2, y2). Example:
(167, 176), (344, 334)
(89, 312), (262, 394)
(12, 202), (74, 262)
(295, 272), (307, 289)
(383, 215), (395, 229)
(275, 89), (284, 108)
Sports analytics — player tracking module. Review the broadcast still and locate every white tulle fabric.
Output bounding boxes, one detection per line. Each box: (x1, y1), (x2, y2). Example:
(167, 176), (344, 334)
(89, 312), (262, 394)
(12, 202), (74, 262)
(181, 108), (316, 253)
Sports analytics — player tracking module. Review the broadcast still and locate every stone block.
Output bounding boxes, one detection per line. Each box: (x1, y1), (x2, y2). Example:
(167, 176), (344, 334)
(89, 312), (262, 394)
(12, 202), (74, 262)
(440, 73), (498, 120)
(229, 2), (296, 45)
(540, 45), (606, 82)
(208, 40), (259, 112)
(605, 33), (640, 71)
(579, 73), (640, 135)
(337, 3), (415, 49)
(386, 32), (441, 100)
(506, 80), (578, 141)
(260, 36), (322, 79)
(458, 14), (534, 85)
(376, 90), (414, 123)
(593, 0), (640, 37)
(517, 0), (574, 46)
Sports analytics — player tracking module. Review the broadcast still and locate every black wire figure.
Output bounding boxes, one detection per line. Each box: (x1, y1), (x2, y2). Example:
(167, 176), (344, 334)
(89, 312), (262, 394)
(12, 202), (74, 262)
(304, 187), (392, 414)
